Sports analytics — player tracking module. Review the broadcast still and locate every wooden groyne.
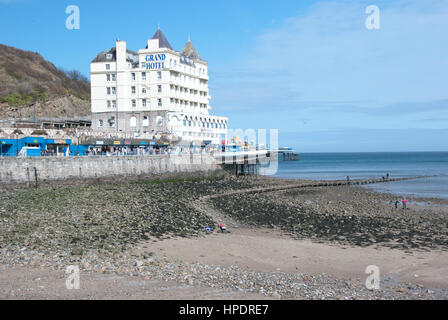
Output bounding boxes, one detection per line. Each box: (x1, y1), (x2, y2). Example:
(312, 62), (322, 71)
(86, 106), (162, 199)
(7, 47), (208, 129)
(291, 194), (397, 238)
(203, 176), (431, 200)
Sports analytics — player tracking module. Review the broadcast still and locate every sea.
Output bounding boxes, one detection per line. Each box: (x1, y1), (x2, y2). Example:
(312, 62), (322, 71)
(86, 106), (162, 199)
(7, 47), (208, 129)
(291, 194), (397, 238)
(273, 152), (448, 200)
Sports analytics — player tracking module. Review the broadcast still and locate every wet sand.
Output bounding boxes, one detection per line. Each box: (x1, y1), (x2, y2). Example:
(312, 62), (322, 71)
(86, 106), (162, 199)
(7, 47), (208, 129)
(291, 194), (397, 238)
(144, 227), (448, 290)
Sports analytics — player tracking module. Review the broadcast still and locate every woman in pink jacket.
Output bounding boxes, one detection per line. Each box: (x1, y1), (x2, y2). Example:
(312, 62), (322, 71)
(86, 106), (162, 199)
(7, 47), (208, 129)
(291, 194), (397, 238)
(402, 197), (407, 210)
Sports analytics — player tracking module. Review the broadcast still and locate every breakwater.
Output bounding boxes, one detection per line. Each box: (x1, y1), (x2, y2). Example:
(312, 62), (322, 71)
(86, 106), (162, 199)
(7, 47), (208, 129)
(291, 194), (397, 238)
(201, 176), (429, 199)
(0, 154), (220, 185)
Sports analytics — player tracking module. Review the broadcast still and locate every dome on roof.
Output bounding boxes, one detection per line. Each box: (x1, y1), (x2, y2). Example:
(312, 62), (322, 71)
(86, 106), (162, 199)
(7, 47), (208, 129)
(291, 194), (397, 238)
(181, 40), (200, 60)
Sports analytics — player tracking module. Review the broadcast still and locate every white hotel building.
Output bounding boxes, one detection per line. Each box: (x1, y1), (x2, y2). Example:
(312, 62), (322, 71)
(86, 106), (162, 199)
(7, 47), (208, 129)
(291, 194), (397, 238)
(90, 28), (228, 145)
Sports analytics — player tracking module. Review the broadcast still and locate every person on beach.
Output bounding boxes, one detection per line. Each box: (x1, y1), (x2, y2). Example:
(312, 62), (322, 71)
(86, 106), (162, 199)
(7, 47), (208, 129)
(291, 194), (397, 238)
(346, 176), (350, 185)
(386, 173), (390, 180)
(402, 197), (407, 210)
(395, 200), (400, 209)
(219, 224), (227, 233)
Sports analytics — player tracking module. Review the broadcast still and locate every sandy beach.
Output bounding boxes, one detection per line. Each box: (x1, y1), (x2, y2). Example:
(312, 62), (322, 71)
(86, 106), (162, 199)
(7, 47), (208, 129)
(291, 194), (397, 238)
(1, 176), (447, 299)
(145, 227), (448, 289)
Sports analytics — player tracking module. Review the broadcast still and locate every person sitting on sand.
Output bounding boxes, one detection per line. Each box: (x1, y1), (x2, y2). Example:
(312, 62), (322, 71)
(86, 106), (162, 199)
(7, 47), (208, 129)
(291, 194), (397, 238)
(219, 224), (227, 233)
(402, 197), (407, 210)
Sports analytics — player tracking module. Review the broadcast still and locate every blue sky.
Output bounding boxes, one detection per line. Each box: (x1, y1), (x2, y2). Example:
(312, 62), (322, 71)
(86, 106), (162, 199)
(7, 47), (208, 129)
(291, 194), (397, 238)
(1, 0), (447, 152)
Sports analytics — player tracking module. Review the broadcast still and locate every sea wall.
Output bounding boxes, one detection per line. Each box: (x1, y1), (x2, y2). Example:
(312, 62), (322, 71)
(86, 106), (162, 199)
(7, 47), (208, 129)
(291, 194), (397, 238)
(0, 154), (220, 185)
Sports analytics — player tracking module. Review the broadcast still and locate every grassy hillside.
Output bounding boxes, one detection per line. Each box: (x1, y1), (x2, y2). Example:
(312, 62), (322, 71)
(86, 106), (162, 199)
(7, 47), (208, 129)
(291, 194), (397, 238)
(0, 44), (90, 119)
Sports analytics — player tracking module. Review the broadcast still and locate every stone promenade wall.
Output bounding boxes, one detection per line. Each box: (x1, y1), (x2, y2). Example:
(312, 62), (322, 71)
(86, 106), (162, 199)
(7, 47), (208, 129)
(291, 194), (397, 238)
(0, 154), (220, 185)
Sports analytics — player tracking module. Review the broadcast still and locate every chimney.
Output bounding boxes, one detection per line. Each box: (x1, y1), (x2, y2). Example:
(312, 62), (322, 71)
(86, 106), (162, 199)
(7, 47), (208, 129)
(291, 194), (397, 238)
(116, 40), (127, 69)
(147, 38), (159, 51)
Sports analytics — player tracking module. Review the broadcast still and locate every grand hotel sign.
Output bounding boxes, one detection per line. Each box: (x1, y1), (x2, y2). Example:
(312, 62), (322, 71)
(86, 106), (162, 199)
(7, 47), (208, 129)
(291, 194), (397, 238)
(145, 54), (166, 70)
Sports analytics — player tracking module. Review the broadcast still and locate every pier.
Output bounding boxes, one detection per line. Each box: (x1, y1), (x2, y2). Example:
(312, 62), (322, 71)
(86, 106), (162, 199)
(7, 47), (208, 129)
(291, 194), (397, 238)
(278, 148), (299, 161)
(214, 150), (273, 176)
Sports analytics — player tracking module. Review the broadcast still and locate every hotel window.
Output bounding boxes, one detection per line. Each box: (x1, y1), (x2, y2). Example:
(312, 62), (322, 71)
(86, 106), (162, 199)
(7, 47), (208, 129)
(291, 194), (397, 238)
(142, 87), (146, 94)
(142, 99), (147, 107)
(106, 64), (110, 70)
(98, 120), (103, 127)
(112, 74), (116, 81)
(183, 119), (187, 126)
(141, 62), (146, 68)
(131, 73), (136, 81)
(158, 99), (162, 107)
(142, 72), (146, 81)
(130, 116), (137, 127)
(107, 74), (111, 81)
(131, 86), (136, 94)
(107, 87), (111, 95)
(107, 100), (111, 108)
(158, 85), (162, 93)
(112, 87), (116, 94)
(112, 100), (116, 108)
(157, 71), (162, 80)
(131, 99), (136, 108)
(143, 116), (149, 127)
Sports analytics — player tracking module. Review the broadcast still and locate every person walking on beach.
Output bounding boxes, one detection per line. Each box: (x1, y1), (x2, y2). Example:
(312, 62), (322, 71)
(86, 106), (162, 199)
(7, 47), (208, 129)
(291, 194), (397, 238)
(346, 176), (351, 185)
(402, 197), (407, 210)
(394, 200), (400, 209)
(386, 173), (390, 180)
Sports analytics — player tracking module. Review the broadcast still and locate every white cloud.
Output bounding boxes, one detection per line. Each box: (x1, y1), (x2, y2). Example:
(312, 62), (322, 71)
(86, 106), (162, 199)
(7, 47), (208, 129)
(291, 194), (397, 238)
(213, 0), (448, 132)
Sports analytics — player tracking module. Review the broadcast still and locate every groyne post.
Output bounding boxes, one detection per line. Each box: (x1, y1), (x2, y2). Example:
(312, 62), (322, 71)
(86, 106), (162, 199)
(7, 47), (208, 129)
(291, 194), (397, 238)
(34, 167), (38, 188)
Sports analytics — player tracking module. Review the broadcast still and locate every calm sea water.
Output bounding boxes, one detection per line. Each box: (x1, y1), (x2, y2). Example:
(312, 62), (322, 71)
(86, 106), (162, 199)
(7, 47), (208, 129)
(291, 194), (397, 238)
(273, 152), (448, 200)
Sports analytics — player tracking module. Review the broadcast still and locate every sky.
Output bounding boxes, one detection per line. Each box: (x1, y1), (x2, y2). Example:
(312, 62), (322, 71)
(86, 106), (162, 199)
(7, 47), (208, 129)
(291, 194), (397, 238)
(1, 0), (447, 152)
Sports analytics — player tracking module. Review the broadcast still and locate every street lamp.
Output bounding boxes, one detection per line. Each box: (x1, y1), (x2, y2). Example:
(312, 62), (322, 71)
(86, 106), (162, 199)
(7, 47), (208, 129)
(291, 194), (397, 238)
(75, 128), (80, 156)
(15, 132), (19, 157)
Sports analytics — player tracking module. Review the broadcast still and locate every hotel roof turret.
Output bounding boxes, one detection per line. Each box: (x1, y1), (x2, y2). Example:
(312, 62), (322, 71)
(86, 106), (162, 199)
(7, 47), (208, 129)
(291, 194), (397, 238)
(149, 28), (173, 50)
